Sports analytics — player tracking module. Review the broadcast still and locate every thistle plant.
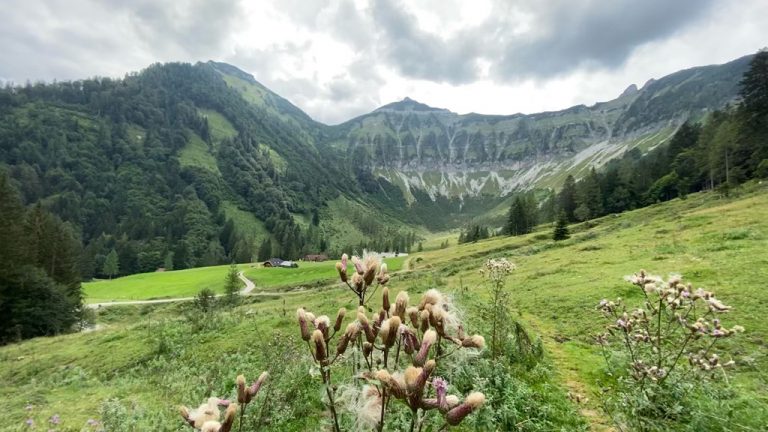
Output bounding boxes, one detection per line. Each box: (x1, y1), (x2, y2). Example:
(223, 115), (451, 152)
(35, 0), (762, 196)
(298, 276), (486, 431)
(478, 258), (515, 359)
(179, 371), (268, 432)
(336, 253), (389, 307)
(596, 270), (744, 428)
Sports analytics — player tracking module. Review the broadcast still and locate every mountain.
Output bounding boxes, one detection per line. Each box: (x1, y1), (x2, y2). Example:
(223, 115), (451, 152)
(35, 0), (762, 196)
(326, 55), (753, 201)
(0, 54), (756, 278)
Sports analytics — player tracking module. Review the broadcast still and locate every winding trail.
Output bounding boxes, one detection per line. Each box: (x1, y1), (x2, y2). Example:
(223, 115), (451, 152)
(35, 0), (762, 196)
(87, 272), (279, 308)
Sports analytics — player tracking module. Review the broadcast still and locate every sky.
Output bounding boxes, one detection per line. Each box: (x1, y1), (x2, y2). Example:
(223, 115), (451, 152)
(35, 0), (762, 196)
(1, 0), (765, 124)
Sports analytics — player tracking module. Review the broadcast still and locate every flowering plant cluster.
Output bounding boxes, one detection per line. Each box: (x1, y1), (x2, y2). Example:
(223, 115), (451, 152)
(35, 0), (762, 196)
(597, 270), (744, 385)
(479, 258), (516, 359)
(178, 371), (268, 432)
(297, 253), (486, 431)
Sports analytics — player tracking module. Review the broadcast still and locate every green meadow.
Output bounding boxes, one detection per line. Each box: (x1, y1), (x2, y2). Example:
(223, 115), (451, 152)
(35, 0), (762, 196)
(83, 257), (407, 303)
(2, 184), (767, 430)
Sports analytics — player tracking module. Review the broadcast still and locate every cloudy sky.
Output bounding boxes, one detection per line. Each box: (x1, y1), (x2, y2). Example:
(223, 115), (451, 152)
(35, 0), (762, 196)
(1, 0), (765, 124)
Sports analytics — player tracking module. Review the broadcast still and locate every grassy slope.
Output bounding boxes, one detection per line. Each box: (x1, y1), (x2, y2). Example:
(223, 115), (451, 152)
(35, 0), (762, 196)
(3, 184), (767, 430)
(177, 130), (220, 174)
(84, 257), (407, 302)
(409, 182), (768, 427)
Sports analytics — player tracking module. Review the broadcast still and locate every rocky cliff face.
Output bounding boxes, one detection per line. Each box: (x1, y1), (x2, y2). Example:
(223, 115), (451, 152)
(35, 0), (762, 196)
(326, 55), (751, 201)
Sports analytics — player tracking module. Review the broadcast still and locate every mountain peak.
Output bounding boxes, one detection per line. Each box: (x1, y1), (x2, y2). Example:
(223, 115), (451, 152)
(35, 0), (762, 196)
(375, 97), (449, 113)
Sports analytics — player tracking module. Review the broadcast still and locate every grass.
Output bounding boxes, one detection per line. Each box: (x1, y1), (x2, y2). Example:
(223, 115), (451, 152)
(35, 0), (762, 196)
(243, 256), (407, 291)
(3, 183), (768, 430)
(83, 264), (249, 303)
(84, 257), (407, 303)
(177, 130), (220, 173)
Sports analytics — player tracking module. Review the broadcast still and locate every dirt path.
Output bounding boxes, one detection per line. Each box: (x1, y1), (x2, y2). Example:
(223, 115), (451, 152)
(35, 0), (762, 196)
(524, 314), (616, 432)
(87, 272), (280, 308)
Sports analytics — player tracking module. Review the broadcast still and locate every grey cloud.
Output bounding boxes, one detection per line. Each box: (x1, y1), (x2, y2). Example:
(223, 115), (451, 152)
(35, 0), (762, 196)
(493, 0), (717, 79)
(370, 0), (480, 84)
(362, 0), (716, 83)
(0, 0), (243, 83)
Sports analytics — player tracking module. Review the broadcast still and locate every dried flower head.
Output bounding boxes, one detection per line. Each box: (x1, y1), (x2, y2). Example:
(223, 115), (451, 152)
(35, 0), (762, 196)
(445, 392), (486, 425)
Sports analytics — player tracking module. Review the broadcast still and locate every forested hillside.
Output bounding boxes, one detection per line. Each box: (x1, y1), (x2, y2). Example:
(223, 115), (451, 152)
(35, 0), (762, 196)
(0, 62), (419, 282)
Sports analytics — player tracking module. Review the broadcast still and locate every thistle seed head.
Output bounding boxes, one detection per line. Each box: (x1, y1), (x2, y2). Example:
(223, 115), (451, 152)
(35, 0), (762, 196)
(236, 375), (247, 404)
(311, 329), (327, 363)
(395, 291), (409, 319)
(461, 335), (485, 349)
(382, 287), (390, 311)
(336, 262), (348, 283)
(334, 308), (347, 332)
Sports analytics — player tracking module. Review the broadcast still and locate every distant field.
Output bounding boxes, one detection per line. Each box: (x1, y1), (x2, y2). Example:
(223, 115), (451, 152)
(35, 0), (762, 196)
(83, 256), (407, 303)
(243, 255), (406, 291)
(83, 264), (249, 303)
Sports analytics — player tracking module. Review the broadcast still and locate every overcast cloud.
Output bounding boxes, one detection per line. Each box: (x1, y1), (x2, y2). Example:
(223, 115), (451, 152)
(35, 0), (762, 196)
(0, 0), (765, 124)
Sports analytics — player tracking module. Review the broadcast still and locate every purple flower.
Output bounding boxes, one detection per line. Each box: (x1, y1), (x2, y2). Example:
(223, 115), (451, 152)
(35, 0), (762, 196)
(25, 404), (33, 411)
(25, 419), (34, 427)
(50, 414), (61, 425)
(87, 419), (99, 427)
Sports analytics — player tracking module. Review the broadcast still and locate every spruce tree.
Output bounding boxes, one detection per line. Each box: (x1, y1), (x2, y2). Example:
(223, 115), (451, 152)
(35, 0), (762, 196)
(223, 263), (240, 306)
(559, 175), (578, 222)
(553, 211), (570, 241)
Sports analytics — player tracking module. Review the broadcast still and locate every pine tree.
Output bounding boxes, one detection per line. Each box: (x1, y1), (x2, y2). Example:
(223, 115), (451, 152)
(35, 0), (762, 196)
(223, 263), (240, 307)
(103, 249), (119, 279)
(559, 175), (578, 222)
(553, 211), (570, 241)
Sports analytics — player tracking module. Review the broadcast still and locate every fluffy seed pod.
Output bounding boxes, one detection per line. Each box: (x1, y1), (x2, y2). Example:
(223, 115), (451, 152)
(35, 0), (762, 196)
(419, 310), (430, 333)
(382, 287), (391, 313)
(418, 289), (442, 309)
(315, 315), (331, 339)
(358, 311), (376, 343)
(445, 395), (460, 408)
(363, 256), (378, 286)
(376, 369), (406, 399)
(179, 406), (194, 427)
(311, 330), (327, 363)
(414, 330), (437, 366)
(334, 308), (346, 332)
(404, 366), (424, 393)
(335, 262), (347, 283)
(236, 375), (247, 404)
(297, 308), (310, 341)
(201, 421), (222, 432)
(219, 403), (238, 432)
(461, 335), (485, 349)
(352, 256), (366, 275)
(378, 317), (391, 346)
(395, 291), (409, 320)
(352, 273), (364, 294)
(446, 392), (485, 425)
(423, 359), (436, 377)
(384, 317), (401, 348)
(377, 263), (390, 285)
(407, 307), (419, 328)
(248, 372), (268, 401)
(401, 328), (420, 354)
(363, 341), (374, 358)
(191, 398), (221, 428)
(341, 253), (348, 268)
